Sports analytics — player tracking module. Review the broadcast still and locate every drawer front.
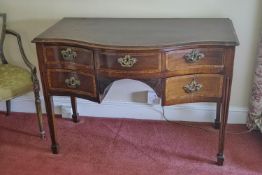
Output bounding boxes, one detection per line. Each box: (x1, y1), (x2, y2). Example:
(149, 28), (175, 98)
(97, 51), (161, 73)
(164, 74), (223, 105)
(166, 47), (225, 74)
(47, 69), (96, 97)
(44, 46), (94, 69)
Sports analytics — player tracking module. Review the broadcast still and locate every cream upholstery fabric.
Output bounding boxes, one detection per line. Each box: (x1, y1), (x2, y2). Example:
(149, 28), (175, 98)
(0, 64), (32, 101)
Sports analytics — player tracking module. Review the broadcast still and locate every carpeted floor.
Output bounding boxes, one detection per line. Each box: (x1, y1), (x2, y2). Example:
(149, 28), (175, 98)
(0, 112), (262, 175)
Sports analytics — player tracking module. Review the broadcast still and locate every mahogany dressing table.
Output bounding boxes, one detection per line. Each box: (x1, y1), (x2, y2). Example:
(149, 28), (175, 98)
(32, 18), (239, 165)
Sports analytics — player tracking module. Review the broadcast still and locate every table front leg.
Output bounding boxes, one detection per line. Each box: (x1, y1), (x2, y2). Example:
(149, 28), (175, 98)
(214, 102), (221, 129)
(71, 96), (79, 123)
(217, 77), (231, 166)
(45, 95), (59, 154)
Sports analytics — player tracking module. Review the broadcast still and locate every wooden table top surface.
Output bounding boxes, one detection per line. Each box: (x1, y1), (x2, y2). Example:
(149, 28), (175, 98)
(33, 18), (239, 48)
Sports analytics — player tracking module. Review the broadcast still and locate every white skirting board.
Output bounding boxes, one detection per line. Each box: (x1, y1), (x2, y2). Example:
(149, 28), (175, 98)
(0, 96), (248, 124)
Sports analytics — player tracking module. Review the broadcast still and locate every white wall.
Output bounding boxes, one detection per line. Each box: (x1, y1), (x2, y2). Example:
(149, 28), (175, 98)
(0, 0), (261, 123)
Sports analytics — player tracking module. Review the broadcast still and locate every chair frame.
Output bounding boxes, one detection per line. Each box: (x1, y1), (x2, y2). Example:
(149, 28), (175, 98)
(0, 13), (45, 139)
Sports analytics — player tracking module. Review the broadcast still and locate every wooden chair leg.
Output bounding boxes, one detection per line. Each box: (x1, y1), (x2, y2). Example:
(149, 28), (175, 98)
(32, 74), (45, 139)
(6, 100), (11, 116)
(71, 96), (79, 123)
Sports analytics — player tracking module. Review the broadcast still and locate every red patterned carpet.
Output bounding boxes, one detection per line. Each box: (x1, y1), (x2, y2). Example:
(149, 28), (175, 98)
(0, 112), (262, 175)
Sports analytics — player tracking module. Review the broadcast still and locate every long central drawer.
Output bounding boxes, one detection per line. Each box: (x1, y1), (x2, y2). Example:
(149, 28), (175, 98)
(96, 50), (162, 74)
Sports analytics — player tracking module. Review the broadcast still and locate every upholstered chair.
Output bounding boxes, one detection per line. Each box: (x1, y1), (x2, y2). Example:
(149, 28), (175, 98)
(0, 13), (45, 138)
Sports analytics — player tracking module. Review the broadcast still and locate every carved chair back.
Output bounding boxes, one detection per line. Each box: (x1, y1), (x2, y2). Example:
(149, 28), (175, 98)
(0, 13), (45, 138)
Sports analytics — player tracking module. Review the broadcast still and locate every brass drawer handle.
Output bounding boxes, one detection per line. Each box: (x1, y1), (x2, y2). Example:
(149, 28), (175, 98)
(61, 48), (77, 61)
(118, 55), (137, 67)
(183, 78), (202, 93)
(65, 75), (80, 89)
(184, 50), (205, 63)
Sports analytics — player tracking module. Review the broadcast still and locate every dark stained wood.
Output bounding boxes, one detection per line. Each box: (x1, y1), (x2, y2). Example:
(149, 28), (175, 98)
(36, 43), (58, 153)
(5, 100), (11, 116)
(32, 18), (239, 48)
(164, 74), (223, 105)
(214, 102), (221, 129)
(44, 45), (94, 71)
(166, 47), (225, 75)
(97, 50), (161, 73)
(71, 96), (79, 123)
(45, 96), (59, 154)
(47, 69), (97, 98)
(33, 18), (238, 165)
(97, 76), (163, 101)
(217, 76), (231, 166)
(217, 46), (236, 166)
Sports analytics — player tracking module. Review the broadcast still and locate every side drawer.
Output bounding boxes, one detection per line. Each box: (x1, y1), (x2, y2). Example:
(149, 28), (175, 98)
(166, 47), (225, 74)
(97, 51), (161, 73)
(47, 69), (96, 98)
(164, 74), (223, 105)
(44, 45), (94, 70)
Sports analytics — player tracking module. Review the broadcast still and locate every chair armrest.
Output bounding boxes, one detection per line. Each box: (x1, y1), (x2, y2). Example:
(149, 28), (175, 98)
(5, 29), (36, 73)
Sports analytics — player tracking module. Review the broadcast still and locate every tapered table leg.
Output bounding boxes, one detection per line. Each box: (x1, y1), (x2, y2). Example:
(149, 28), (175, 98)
(214, 102), (221, 129)
(71, 96), (79, 123)
(217, 77), (231, 166)
(45, 95), (59, 154)
(5, 100), (11, 116)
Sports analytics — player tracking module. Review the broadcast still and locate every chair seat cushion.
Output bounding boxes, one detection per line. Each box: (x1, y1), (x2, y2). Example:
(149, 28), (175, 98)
(0, 64), (32, 101)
